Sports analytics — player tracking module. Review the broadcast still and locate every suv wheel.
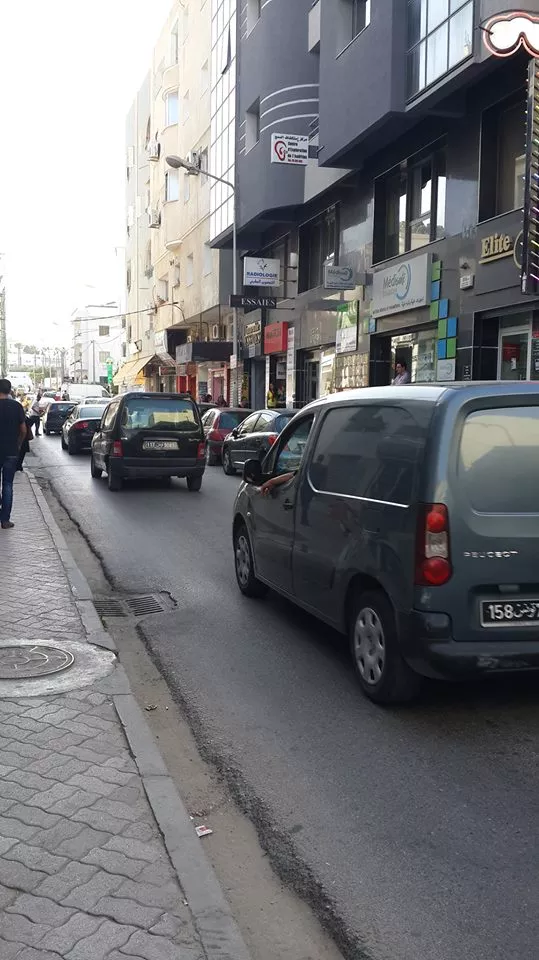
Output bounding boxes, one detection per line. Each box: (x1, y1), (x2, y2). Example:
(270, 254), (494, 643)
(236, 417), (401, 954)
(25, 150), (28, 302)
(234, 523), (267, 598)
(222, 448), (236, 476)
(349, 590), (420, 704)
(90, 455), (102, 479)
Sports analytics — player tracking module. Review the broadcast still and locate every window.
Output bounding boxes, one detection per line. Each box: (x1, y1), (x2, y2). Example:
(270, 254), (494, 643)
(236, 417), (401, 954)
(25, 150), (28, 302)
(98, 326), (110, 337)
(103, 401), (119, 430)
(165, 170), (179, 202)
(479, 95), (526, 221)
(310, 405), (425, 505)
(352, 0), (370, 37)
(239, 413), (260, 435)
(219, 26), (231, 74)
(121, 396), (198, 432)
(201, 59), (209, 93)
(99, 351), (108, 364)
(165, 91), (179, 126)
(247, 0), (261, 33)
(337, 0), (370, 50)
(255, 412), (274, 430)
(274, 417), (314, 476)
(373, 147), (446, 262)
(186, 253), (194, 286)
(459, 407), (539, 513)
(184, 173), (191, 203)
(407, 0), (473, 98)
(245, 99), (260, 152)
(203, 243), (213, 276)
(298, 207), (338, 292)
(170, 22), (179, 65)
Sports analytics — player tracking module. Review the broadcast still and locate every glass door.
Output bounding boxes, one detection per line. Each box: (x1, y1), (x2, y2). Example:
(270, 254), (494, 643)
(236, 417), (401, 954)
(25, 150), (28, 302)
(498, 326), (529, 381)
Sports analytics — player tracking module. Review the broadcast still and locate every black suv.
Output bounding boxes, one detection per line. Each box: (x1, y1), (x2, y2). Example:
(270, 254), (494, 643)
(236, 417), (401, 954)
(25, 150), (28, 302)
(91, 392), (205, 492)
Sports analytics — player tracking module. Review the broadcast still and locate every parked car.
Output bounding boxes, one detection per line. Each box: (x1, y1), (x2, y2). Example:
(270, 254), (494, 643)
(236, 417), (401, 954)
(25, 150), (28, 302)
(232, 382), (539, 704)
(43, 401), (76, 435)
(61, 404), (105, 455)
(66, 383), (111, 403)
(202, 407), (252, 465)
(91, 392), (205, 492)
(80, 397), (110, 407)
(222, 409), (295, 475)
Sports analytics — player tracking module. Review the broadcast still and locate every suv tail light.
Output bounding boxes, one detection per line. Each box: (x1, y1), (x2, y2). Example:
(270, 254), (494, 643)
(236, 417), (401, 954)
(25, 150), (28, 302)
(112, 441), (123, 457)
(415, 503), (452, 586)
(197, 442), (205, 459)
(74, 421), (89, 430)
(267, 433), (278, 446)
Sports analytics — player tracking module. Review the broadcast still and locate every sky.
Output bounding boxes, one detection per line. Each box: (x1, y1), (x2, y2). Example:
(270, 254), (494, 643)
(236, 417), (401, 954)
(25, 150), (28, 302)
(0, 0), (173, 349)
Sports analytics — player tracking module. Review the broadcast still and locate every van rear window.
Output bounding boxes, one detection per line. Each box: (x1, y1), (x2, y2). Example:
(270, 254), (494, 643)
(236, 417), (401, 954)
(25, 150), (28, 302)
(459, 407), (539, 512)
(121, 397), (199, 432)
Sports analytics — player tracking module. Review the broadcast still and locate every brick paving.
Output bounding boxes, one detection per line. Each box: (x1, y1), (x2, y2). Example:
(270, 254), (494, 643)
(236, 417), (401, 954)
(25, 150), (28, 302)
(0, 475), (205, 959)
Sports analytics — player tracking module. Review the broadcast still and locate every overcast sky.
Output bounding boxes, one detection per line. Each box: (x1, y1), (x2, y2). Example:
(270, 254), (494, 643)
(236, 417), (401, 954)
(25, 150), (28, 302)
(0, 0), (173, 348)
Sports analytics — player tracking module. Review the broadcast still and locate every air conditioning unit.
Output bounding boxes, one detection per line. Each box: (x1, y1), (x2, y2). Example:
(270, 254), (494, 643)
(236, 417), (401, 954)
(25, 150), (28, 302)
(148, 139), (160, 161)
(185, 150), (200, 169)
(149, 209), (161, 228)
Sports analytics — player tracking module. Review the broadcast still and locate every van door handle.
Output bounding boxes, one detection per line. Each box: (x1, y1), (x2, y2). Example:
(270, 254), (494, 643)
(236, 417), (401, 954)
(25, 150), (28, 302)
(283, 499), (295, 511)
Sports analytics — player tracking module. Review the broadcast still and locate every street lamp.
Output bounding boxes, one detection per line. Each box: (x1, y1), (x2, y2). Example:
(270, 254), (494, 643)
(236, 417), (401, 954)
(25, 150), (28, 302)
(166, 155), (239, 405)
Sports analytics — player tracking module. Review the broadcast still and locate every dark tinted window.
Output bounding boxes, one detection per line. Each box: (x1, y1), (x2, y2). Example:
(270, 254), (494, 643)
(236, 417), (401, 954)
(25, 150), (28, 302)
(217, 412), (246, 429)
(121, 397), (199, 432)
(102, 402), (118, 430)
(78, 406), (104, 420)
(459, 407), (539, 512)
(309, 404), (425, 505)
(275, 413), (294, 432)
(51, 403), (73, 414)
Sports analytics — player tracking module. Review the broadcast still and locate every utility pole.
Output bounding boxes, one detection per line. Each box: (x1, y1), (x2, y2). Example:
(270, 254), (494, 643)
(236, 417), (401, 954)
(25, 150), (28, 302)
(0, 285), (6, 377)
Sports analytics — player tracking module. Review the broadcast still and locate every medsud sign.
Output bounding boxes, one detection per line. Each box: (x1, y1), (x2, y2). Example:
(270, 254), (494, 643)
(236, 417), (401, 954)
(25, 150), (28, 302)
(371, 254), (431, 318)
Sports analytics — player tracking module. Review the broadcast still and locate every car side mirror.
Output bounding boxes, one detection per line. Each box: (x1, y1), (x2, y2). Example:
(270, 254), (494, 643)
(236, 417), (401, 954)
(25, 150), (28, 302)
(231, 427), (239, 438)
(243, 459), (262, 485)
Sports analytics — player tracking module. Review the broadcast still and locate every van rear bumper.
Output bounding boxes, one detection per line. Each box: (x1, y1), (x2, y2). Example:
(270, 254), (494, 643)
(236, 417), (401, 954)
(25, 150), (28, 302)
(403, 611), (539, 679)
(112, 457), (205, 480)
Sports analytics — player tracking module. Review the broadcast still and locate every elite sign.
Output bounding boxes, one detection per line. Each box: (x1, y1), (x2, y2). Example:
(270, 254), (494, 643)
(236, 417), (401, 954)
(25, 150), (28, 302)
(271, 133), (309, 166)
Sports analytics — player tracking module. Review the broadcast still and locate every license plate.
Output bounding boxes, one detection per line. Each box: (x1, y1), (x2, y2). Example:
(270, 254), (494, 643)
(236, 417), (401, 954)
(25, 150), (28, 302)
(143, 440), (178, 451)
(481, 599), (539, 627)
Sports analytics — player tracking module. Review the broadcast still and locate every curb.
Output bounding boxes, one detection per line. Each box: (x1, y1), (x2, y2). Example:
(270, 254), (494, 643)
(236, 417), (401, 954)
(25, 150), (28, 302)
(28, 471), (253, 960)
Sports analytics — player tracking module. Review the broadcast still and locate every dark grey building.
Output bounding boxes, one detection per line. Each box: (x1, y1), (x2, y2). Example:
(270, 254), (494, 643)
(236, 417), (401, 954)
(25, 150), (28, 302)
(235, 1), (537, 407)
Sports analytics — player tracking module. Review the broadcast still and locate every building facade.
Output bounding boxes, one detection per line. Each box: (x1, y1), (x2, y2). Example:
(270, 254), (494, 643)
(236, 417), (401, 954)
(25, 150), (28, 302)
(233, 1), (538, 407)
(70, 302), (123, 386)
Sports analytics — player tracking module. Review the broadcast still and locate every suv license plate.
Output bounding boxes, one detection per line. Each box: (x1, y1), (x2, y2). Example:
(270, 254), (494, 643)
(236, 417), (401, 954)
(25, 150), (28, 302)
(143, 440), (178, 451)
(481, 600), (539, 627)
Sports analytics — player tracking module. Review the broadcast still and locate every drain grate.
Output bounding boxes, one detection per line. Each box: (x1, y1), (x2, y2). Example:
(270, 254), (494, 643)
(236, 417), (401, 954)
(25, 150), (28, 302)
(94, 600), (127, 618)
(125, 595), (166, 617)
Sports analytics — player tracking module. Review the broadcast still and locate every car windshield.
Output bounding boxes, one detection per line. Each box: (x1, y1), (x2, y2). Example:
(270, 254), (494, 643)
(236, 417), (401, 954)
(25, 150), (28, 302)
(78, 407), (103, 420)
(218, 412), (247, 429)
(121, 397), (199, 432)
(52, 404), (73, 414)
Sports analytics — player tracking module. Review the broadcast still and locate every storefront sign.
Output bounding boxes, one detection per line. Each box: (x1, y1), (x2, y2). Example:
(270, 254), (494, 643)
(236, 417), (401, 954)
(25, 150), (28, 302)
(176, 343), (191, 364)
(371, 254), (432, 318)
(479, 233), (514, 263)
(244, 319), (262, 347)
(270, 133), (309, 166)
(324, 264), (355, 290)
(230, 294), (277, 309)
(436, 358), (456, 382)
(243, 257), (280, 287)
(336, 301), (359, 355)
(286, 326), (295, 407)
(264, 322), (289, 354)
(483, 12), (539, 59)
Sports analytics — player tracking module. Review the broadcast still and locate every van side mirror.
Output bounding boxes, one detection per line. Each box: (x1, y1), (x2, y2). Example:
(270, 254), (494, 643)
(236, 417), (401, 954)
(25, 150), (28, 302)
(243, 459), (262, 485)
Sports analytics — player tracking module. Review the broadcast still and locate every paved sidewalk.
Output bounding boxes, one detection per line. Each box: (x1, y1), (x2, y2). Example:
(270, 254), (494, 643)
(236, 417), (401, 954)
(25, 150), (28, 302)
(0, 474), (250, 960)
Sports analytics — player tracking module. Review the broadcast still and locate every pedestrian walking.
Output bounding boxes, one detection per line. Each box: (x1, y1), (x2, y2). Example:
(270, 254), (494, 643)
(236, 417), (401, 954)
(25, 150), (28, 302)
(29, 394), (42, 435)
(16, 416), (33, 472)
(0, 378), (27, 529)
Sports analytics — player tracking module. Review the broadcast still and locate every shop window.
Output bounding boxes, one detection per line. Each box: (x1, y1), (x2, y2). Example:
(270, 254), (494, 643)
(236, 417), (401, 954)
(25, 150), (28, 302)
(373, 148), (446, 262)
(407, 0), (473, 99)
(479, 94), (526, 222)
(298, 207), (338, 293)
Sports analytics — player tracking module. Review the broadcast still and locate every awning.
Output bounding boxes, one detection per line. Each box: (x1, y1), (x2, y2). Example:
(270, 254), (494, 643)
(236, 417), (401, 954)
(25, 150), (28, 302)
(113, 355), (153, 386)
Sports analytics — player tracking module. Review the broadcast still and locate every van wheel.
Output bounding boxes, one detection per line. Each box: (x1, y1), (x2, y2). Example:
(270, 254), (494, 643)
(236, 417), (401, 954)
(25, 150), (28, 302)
(187, 475), (202, 492)
(61, 434), (67, 450)
(222, 448), (236, 476)
(234, 523), (267, 598)
(90, 455), (102, 479)
(107, 470), (122, 492)
(349, 591), (421, 704)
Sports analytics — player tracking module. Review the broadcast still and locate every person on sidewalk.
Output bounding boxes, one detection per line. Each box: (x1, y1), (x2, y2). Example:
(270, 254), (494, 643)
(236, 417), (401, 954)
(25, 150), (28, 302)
(29, 394), (42, 435)
(0, 378), (27, 529)
(16, 415), (33, 472)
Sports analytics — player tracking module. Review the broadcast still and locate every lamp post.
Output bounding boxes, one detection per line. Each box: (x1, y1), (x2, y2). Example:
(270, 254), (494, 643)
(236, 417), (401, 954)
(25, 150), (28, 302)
(166, 155), (239, 405)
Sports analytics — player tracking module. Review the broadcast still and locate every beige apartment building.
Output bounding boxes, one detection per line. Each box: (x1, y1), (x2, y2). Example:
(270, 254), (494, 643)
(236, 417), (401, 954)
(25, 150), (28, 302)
(117, 0), (234, 400)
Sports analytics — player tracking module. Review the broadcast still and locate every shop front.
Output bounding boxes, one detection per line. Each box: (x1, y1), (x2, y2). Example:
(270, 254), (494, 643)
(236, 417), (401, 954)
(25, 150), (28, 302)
(176, 340), (233, 402)
(242, 316), (265, 409)
(263, 322), (288, 407)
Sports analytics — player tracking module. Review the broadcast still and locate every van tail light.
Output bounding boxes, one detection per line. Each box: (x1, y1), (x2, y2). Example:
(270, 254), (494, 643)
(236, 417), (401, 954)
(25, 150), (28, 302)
(197, 442), (205, 459)
(74, 421), (89, 430)
(267, 433), (278, 446)
(415, 503), (452, 586)
(112, 441), (123, 457)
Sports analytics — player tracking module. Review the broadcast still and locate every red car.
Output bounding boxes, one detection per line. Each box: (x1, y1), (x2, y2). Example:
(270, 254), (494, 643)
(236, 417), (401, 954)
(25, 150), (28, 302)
(202, 407), (252, 465)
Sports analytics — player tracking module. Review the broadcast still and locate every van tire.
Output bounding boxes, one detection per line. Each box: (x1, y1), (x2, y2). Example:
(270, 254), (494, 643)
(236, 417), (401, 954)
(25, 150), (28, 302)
(234, 523), (267, 598)
(107, 470), (122, 492)
(90, 455), (102, 479)
(187, 475), (202, 492)
(349, 590), (421, 704)
(61, 434), (67, 450)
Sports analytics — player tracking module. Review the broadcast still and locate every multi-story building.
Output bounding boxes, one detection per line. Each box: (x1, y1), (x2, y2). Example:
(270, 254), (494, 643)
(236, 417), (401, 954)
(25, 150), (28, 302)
(69, 302), (123, 386)
(118, 0), (236, 401)
(234, 1), (538, 406)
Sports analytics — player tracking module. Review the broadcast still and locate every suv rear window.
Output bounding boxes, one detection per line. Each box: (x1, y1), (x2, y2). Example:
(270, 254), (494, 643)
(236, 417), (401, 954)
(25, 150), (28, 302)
(121, 397), (199, 432)
(459, 406), (539, 512)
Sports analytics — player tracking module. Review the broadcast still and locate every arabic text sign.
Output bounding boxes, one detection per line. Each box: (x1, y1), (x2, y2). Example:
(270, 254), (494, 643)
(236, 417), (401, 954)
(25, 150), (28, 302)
(324, 264), (355, 290)
(243, 256), (281, 287)
(371, 254), (432, 318)
(271, 133), (309, 166)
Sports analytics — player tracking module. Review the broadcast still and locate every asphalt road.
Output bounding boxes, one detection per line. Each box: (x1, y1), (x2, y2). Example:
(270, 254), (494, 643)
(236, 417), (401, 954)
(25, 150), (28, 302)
(30, 436), (539, 960)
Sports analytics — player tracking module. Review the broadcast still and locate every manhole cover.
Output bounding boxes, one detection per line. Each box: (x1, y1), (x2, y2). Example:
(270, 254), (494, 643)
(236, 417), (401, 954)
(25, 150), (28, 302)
(0, 645), (75, 679)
